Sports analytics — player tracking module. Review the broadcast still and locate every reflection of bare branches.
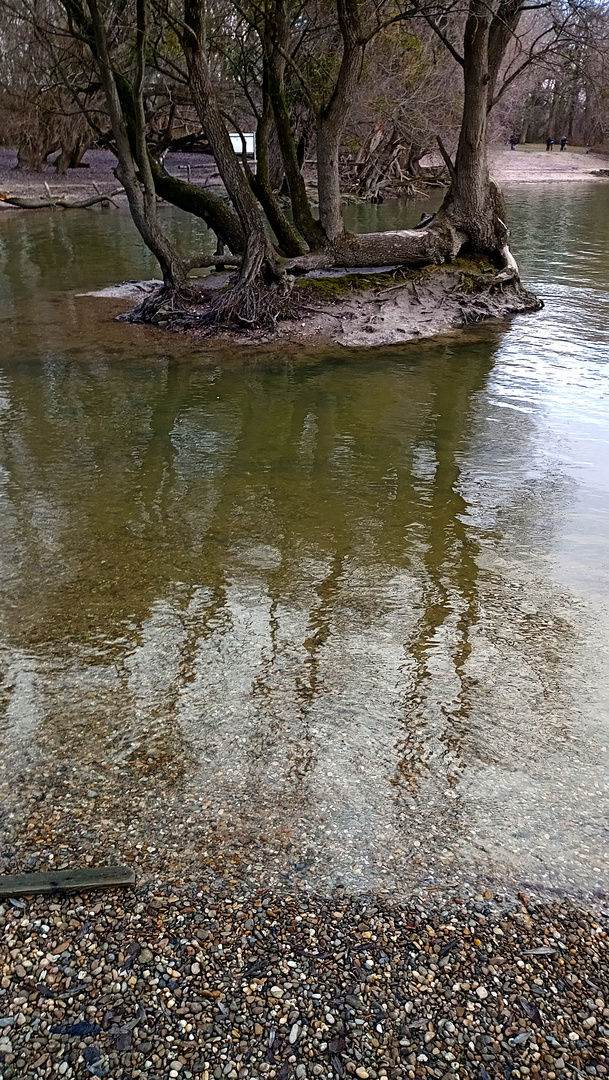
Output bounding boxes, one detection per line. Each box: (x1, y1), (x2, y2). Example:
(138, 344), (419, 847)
(394, 346), (493, 798)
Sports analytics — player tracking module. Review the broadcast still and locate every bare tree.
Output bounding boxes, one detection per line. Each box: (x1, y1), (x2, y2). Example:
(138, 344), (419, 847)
(3, 0), (599, 330)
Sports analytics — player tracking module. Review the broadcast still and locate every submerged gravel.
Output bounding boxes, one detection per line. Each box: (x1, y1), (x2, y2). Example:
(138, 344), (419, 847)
(1, 882), (608, 1080)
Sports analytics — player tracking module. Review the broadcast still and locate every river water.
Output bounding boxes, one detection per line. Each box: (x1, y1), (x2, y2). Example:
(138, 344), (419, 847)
(0, 185), (608, 900)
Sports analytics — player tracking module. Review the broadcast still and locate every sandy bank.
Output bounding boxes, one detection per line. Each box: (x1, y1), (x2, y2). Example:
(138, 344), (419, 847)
(488, 144), (609, 185)
(83, 261), (542, 348)
(1, 144), (607, 211)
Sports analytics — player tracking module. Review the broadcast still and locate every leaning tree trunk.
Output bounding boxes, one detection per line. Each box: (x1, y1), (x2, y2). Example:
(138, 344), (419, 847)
(264, 0), (326, 251)
(183, 0), (290, 323)
(86, 0), (187, 317)
(249, 69), (306, 257)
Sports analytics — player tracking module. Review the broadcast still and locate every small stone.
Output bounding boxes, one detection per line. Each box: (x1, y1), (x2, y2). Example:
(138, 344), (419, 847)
(170, 1062), (183, 1072)
(269, 986), (284, 998)
(296, 1067), (307, 1079)
(191, 963), (201, 975)
(346, 996), (365, 1011)
(289, 1023), (300, 1044)
(476, 987), (488, 1000)
(356, 1069), (370, 1079)
(555, 1060), (565, 1070)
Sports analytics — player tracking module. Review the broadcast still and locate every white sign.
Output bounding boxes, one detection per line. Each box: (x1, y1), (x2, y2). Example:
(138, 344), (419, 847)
(229, 132), (255, 156)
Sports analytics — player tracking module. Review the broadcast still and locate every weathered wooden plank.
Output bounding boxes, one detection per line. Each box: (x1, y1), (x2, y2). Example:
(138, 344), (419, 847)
(0, 865), (136, 898)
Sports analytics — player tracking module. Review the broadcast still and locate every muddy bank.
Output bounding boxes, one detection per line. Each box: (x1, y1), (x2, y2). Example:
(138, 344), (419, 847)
(84, 262), (542, 348)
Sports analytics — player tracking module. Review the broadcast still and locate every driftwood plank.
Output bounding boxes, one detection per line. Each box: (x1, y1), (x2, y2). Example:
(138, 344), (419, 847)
(0, 866), (135, 898)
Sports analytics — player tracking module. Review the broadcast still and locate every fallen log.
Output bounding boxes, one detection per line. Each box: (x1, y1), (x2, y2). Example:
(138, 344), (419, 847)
(0, 186), (123, 210)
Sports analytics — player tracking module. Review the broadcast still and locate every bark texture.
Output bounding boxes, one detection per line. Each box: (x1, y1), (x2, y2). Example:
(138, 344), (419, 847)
(86, 0), (186, 291)
(182, 0), (289, 321)
(316, 0), (364, 241)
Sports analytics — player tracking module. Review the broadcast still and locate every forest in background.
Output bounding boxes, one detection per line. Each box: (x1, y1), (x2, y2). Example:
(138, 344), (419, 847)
(1, 0), (607, 176)
(0, 0), (607, 328)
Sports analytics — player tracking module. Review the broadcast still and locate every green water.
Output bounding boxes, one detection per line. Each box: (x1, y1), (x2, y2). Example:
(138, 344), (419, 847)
(0, 186), (608, 897)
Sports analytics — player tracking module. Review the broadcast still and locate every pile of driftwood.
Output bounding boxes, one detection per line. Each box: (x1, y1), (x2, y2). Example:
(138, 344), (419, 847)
(341, 123), (447, 202)
(0, 182), (122, 209)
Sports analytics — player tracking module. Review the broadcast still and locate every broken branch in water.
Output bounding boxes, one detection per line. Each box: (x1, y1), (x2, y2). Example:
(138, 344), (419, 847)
(0, 188), (123, 210)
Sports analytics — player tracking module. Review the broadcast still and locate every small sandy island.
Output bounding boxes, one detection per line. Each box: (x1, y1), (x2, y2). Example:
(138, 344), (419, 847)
(3, 143), (601, 347)
(82, 259), (542, 349)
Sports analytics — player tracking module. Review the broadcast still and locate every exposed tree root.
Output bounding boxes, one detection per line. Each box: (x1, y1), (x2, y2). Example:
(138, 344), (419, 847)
(117, 271), (296, 334)
(116, 283), (203, 324)
(113, 257), (540, 345)
(197, 277), (294, 331)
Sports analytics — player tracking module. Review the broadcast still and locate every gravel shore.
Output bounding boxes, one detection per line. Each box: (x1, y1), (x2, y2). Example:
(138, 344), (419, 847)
(1, 882), (607, 1080)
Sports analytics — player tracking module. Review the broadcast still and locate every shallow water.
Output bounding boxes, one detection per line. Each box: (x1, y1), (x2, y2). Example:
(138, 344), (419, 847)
(0, 186), (608, 899)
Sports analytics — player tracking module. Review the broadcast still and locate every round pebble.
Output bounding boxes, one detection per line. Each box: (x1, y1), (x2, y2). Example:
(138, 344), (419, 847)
(0, 888), (606, 1080)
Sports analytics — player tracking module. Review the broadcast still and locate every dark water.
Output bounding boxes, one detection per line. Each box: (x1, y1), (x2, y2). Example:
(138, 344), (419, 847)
(0, 186), (608, 898)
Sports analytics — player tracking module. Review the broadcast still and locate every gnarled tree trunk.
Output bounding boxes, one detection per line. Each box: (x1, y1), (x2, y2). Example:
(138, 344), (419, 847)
(182, 0), (289, 321)
(86, 0), (187, 314)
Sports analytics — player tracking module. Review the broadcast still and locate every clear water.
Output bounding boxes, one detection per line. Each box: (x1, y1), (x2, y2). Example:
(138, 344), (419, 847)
(0, 186), (608, 899)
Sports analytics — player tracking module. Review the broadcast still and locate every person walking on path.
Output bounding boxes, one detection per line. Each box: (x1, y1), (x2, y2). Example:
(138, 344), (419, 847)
(546, 136), (554, 151)
(560, 137), (568, 151)
(509, 134), (518, 150)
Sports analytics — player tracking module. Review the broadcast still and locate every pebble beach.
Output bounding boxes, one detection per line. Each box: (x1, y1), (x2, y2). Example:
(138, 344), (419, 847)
(2, 136), (609, 1080)
(1, 884), (608, 1080)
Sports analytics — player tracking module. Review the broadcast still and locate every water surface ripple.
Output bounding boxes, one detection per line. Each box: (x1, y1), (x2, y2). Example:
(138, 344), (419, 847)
(0, 186), (608, 899)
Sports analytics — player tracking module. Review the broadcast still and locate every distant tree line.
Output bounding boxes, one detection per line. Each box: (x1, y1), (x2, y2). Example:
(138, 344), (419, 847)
(0, 0), (604, 324)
